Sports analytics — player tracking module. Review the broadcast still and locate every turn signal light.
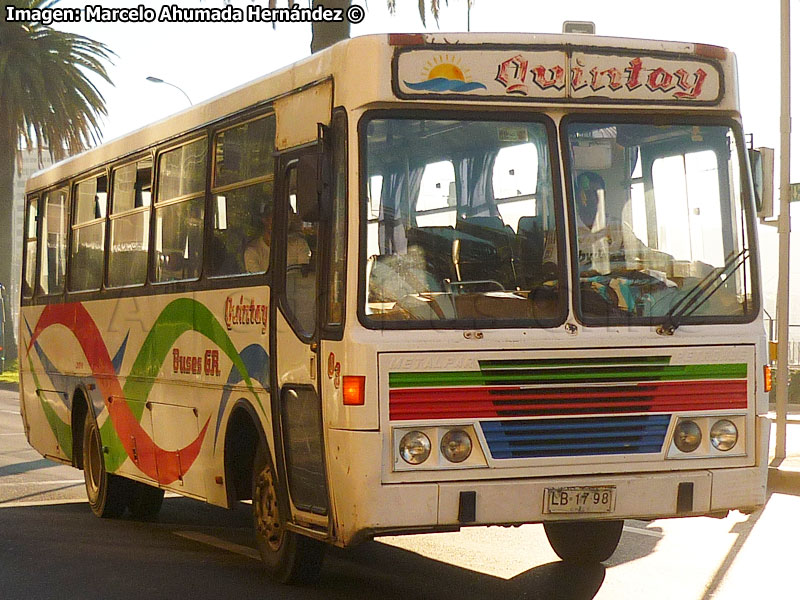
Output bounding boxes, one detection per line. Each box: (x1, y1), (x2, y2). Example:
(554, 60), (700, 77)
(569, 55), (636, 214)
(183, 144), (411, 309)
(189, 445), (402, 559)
(764, 365), (773, 393)
(342, 375), (365, 405)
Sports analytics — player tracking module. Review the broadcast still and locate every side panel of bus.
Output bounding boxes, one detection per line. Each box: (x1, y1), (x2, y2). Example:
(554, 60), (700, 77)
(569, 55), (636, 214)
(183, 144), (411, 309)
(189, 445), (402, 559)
(20, 285), (275, 501)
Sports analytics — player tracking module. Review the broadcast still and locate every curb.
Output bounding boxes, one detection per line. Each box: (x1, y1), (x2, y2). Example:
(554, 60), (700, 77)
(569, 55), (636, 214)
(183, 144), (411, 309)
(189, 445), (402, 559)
(768, 464), (800, 495)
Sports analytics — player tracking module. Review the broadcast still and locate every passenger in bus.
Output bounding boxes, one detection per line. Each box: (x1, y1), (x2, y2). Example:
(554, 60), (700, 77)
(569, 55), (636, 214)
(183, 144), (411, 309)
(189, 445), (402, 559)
(244, 210), (311, 272)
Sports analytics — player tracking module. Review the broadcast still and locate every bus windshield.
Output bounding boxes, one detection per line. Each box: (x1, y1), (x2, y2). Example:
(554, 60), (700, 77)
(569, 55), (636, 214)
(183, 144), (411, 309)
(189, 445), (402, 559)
(565, 120), (758, 325)
(362, 116), (564, 326)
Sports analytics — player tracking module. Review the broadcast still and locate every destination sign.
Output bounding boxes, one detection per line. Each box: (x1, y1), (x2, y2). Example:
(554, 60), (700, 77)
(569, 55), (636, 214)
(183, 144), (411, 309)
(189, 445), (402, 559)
(395, 48), (721, 103)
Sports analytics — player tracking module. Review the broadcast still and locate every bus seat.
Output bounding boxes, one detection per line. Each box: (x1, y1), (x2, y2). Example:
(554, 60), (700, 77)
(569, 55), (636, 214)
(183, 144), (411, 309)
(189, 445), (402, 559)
(460, 215), (506, 232)
(517, 216), (545, 284)
(454, 217), (516, 288)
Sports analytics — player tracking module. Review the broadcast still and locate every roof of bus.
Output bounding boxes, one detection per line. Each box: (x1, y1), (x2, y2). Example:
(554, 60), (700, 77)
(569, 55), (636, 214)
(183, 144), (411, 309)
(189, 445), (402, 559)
(25, 32), (735, 193)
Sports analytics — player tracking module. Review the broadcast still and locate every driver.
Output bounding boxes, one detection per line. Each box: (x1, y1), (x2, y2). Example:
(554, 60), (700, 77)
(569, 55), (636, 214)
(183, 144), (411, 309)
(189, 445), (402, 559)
(574, 171), (671, 276)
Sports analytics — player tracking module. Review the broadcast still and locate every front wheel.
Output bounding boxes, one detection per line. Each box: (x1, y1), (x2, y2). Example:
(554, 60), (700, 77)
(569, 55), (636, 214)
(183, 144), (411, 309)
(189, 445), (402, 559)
(252, 444), (324, 584)
(82, 411), (130, 518)
(543, 520), (624, 563)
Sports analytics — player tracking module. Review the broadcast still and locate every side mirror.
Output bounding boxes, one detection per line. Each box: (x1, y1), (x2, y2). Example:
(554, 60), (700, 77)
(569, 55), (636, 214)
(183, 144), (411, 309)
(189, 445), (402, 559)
(294, 124), (332, 223)
(295, 153), (319, 223)
(749, 146), (774, 220)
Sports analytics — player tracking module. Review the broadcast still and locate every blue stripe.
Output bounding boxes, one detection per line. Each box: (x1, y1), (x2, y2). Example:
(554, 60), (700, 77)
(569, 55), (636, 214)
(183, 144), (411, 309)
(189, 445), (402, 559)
(480, 415), (670, 459)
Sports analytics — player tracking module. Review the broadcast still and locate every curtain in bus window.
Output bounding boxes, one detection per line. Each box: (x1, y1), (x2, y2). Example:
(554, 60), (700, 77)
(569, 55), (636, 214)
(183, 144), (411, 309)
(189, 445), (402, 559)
(533, 135), (554, 227)
(454, 151), (499, 217)
(40, 189), (68, 295)
(378, 167), (423, 254)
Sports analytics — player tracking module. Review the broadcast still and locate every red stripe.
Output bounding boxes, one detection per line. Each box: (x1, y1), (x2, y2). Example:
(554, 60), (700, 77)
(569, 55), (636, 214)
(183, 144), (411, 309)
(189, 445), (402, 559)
(30, 303), (208, 485)
(389, 380), (748, 420)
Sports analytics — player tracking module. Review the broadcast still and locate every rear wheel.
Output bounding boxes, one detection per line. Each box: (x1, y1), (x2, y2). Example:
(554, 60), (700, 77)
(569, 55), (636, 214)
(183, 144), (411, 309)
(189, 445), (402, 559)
(252, 444), (324, 583)
(543, 520), (624, 563)
(127, 482), (165, 519)
(82, 411), (130, 518)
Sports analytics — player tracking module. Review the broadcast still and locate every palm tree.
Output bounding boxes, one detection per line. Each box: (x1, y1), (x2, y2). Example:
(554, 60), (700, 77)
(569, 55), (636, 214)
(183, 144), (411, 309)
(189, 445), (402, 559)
(280, 0), (459, 52)
(0, 0), (114, 360)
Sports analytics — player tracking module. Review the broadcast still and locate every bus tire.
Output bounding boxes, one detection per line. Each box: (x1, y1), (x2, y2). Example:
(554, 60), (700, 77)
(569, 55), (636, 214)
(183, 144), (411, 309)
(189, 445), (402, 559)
(252, 443), (324, 584)
(127, 482), (165, 519)
(82, 411), (130, 518)
(543, 519), (623, 563)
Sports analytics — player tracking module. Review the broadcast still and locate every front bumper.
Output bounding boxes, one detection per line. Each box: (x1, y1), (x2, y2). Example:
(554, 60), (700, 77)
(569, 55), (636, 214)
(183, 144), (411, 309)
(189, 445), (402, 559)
(327, 419), (768, 546)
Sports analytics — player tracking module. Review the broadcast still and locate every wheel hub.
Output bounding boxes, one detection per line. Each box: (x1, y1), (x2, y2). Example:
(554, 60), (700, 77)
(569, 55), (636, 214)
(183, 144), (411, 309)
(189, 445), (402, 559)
(254, 465), (283, 552)
(85, 426), (102, 501)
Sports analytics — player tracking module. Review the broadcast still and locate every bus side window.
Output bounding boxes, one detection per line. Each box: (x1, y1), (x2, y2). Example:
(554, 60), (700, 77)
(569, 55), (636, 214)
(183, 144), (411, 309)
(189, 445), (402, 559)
(211, 114), (276, 277)
(70, 174), (107, 292)
(153, 138), (207, 283)
(40, 187), (69, 296)
(108, 158), (152, 288)
(22, 197), (38, 298)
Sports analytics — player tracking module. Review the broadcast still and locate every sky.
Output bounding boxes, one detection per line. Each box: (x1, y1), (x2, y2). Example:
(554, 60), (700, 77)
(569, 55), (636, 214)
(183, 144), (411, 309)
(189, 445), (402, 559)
(42, 0), (800, 328)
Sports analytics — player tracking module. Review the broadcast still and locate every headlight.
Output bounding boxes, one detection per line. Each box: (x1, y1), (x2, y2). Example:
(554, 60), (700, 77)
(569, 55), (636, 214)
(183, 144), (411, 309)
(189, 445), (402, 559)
(440, 429), (472, 463)
(710, 419), (738, 451)
(399, 431), (431, 465)
(674, 420), (702, 453)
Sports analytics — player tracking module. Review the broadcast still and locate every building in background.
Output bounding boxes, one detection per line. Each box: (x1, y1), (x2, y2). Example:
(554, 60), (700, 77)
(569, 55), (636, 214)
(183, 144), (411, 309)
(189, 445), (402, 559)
(10, 149), (53, 345)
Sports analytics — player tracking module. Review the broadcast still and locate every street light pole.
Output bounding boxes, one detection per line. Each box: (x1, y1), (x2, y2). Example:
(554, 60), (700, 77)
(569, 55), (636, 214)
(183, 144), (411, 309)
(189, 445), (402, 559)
(776, 0), (791, 460)
(145, 76), (193, 106)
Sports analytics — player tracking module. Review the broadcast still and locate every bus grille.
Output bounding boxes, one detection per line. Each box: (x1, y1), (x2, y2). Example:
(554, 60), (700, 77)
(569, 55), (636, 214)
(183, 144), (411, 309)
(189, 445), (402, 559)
(480, 415), (671, 459)
(388, 356), (747, 420)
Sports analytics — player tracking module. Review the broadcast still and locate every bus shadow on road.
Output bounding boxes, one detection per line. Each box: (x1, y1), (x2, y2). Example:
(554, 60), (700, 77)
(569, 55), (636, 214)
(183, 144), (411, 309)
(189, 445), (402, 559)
(325, 540), (607, 599)
(1, 497), (666, 599)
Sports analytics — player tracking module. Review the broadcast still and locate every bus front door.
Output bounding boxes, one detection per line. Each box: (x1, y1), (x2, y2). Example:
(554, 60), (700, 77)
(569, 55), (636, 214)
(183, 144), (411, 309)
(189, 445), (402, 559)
(271, 149), (330, 534)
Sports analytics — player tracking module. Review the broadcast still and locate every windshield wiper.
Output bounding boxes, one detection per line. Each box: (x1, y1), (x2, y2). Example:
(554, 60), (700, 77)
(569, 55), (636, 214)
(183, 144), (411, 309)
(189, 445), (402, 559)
(656, 248), (749, 335)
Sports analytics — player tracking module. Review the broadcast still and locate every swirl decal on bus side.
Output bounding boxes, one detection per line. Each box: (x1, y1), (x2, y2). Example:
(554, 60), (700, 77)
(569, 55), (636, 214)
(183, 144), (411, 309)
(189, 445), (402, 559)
(27, 299), (266, 484)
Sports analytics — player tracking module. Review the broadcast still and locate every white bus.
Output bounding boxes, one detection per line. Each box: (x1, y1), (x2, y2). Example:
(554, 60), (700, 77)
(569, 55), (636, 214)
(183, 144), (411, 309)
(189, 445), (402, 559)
(20, 32), (771, 582)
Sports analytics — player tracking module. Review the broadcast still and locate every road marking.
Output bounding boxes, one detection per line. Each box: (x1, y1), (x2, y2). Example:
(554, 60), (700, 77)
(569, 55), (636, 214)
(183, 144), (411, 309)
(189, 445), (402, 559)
(0, 498), (86, 508)
(173, 531), (260, 561)
(0, 479), (84, 486)
(0, 432), (25, 436)
(0, 410), (20, 414)
(623, 525), (664, 538)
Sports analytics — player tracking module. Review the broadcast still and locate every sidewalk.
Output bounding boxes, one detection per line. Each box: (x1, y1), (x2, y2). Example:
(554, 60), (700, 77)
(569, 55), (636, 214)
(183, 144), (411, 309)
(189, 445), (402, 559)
(766, 404), (800, 494)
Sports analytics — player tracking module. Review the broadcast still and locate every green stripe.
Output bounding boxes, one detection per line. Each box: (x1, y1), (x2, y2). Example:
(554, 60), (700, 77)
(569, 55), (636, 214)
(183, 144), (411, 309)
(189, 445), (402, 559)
(101, 298), (263, 473)
(389, 363), (747, 388)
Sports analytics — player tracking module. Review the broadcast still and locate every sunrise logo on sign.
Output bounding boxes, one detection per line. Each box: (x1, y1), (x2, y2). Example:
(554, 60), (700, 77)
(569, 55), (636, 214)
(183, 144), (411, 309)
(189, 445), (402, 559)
(403, 54), (487, 92)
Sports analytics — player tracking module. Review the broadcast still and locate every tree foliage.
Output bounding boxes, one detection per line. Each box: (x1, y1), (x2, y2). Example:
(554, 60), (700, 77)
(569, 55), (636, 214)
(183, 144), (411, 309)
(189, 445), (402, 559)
(0, 0), (114, 162)
(0, 0), (114, 358)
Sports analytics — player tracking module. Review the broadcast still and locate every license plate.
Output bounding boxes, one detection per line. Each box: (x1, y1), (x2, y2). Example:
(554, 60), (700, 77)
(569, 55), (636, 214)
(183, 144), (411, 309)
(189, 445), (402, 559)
(544, 486), (616, 514)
